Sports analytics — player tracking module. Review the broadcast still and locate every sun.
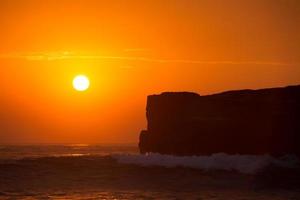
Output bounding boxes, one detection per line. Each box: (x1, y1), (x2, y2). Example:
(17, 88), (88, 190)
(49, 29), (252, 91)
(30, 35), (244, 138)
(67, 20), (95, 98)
(73, 75), (90, 91)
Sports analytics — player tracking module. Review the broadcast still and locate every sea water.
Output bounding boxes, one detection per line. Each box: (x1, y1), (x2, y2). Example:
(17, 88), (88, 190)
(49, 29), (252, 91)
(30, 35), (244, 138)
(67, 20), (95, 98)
(0, 144), (299, 199)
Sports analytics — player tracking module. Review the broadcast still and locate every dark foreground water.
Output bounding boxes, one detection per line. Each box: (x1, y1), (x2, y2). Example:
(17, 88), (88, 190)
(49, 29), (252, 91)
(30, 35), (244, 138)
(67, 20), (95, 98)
(0, 145), (299, 199)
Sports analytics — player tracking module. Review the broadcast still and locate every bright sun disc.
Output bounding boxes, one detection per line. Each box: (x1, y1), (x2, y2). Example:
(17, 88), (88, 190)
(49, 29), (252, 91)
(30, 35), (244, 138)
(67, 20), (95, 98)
(73, 75), (90, 91)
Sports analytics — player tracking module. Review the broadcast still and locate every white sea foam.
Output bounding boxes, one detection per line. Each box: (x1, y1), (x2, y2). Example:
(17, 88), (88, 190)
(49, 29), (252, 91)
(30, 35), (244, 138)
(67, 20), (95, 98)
(112, 153), (299, 174)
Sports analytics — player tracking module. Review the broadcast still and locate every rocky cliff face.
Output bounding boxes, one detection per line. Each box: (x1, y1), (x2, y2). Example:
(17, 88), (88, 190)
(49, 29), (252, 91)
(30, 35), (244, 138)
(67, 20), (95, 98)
(139, 85), (300, 156)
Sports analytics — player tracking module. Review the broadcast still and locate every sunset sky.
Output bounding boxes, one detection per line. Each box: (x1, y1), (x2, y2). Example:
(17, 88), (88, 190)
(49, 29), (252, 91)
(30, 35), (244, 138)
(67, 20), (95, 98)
(0, 0), (299, 144)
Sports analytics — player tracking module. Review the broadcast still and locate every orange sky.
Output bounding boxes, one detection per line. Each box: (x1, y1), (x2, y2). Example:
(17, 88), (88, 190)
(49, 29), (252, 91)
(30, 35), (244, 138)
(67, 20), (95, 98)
(0, 0), (299, 144)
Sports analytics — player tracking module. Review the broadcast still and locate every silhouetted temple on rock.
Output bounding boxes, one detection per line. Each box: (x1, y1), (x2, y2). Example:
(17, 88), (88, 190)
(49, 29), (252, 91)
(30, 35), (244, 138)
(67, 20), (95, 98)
(139, 85), (300, 156)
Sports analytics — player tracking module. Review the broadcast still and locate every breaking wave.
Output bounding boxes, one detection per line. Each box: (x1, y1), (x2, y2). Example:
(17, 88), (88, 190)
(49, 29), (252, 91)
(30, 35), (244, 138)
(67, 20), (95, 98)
(112, 153), (299, 174)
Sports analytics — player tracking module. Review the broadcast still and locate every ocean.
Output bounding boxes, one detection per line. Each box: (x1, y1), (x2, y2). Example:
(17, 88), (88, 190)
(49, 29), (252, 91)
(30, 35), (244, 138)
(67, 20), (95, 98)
(0, 144), (299, 199)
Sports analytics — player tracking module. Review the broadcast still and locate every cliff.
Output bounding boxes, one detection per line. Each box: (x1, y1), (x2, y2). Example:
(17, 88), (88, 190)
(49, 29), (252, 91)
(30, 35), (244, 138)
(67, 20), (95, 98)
(139, 85), (300, 156)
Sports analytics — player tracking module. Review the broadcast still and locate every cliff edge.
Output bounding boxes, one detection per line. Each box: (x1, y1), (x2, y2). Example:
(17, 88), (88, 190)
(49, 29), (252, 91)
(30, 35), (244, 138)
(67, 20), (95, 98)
(139, 85), (300, 156)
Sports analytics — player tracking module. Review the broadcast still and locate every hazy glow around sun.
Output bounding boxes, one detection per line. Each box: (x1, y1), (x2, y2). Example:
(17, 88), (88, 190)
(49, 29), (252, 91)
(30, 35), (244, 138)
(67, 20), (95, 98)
(73, 75), (90, 91)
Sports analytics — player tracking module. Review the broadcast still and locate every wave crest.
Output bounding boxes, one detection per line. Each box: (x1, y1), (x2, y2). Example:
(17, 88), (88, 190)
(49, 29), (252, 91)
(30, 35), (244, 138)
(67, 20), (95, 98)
(112, 153), (299, 174)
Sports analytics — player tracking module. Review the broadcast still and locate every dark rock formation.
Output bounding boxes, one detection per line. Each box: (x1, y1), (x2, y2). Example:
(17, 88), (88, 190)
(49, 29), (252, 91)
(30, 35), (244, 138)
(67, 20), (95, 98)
(139, 85), (300, 156)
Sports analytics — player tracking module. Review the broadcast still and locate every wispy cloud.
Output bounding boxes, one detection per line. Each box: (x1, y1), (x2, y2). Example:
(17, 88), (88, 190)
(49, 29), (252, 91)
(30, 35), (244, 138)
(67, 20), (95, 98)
(0, 51), (297, 66)
(0, 51), (75, 61)
(123, 48), (150, 52)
